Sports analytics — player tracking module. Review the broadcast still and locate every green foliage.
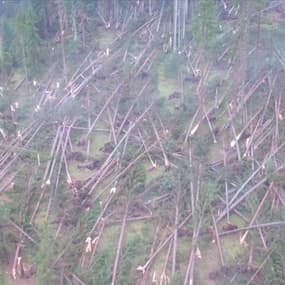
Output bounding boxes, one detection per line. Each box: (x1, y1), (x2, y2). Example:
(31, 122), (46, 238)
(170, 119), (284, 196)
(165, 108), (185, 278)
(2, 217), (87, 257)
(123, 143), (140, 162)
(163, 136), (176, 152)
(264, 159), (277, 182)
(192, 135), (211, 160)
(0, 241), (8, 263)
(85, 247), (113, 285)
(12, 3), (42, 77)
(118, 94), (132, 114)
(0, 272), (9, 285)
(170, 272), (183, 285)
(59, 98), (84, 119)
(0, 201), (11, 223)
(86, 203), (101, 230)
(200, 179), (218, 209)
(125, 162), (146, 194)
(0, 88), (13, 112)
(262, 230), (285, 284)
(170, 124), (184, 141)
(66, 38), (81, 55)
(2, 20), (14, 53)
(267, 251), (285, 285)
(251, 0), (266, 11)
(161, 53), (183, 79)
(159, 171), (176, 193)
(192, 0), (219, 49)
(244, 191), (260, 215)
(0, 20), (14, 75)
(117, 235), (146, 285)
(34, 223), (55, 285)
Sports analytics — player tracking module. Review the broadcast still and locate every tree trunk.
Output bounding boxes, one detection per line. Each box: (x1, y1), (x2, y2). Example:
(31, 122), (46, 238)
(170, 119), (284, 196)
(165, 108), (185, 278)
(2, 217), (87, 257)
(72, 1), (78, 41)
(111, 201), (129, 285)
(57, 0), (67, 80)
(173, 0), (178, 51)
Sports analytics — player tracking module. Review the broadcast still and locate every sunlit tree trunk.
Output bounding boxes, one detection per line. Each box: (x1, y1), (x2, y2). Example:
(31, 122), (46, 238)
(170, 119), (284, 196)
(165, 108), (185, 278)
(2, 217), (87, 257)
(177, 0), (181, 49)
(173, 0), (178, 51)
(57, 0), (67, 79)
(182, 0), (187, 40)
(232, 1), (250, 111)
(71, 1), (78, 41)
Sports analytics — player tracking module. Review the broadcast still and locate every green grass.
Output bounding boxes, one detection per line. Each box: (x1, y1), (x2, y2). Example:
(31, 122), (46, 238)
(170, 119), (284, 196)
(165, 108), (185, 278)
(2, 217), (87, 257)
(142, 160), (165, 184)
(208, 141), (223, 163)
(157, 73), (179, 116)
(196, 241), (220, 285)
(195, 214), (247, 285)
(177, 236), (193, 271)
(150, 247), (170, 279)
(218, 215), (247, 262)
(69, 160), (92, 180)
(90, 132), (110, 158)
(0, 272), (10, 285)
(156, 54), (181, 114)
(100, 224), (121, 250)
(143, 225), (174, 282)
(222, 234), (246, 262)
(98, 28), (117, 49)
(229, 214), (247, 228)
(10, 69), (24, 86)
(158, 77), (178, 98)
(125, 220), (154, 242)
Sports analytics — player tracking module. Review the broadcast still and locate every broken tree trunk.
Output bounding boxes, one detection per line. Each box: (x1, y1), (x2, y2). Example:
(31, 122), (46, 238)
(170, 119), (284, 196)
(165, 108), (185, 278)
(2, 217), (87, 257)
(219, 221), (285, 237)
(149, 115), (169, 167)
(111, 200), (129, 285)
(87, 81), (125, 136)
(171, 192), (180, 277)
(116, 80), (150, 137)
(183, 217), (202, 285)
(240, 184), (272, 244)
(211, 213), (225, 267)
(137, 213), (192, 274)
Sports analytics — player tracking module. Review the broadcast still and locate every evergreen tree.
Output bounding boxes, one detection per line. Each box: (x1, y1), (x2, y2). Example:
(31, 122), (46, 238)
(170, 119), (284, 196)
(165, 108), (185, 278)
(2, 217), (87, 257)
(0, 19), (14, 75)
(12, 2), (42, 78)
(34, 223), (55, 285)
(125, 162), (146, 194)
(192, 0), (219, 51)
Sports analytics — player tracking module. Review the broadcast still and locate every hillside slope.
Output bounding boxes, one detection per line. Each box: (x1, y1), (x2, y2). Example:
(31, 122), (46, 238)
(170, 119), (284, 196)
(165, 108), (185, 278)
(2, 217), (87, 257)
(1, 1), (285, 285)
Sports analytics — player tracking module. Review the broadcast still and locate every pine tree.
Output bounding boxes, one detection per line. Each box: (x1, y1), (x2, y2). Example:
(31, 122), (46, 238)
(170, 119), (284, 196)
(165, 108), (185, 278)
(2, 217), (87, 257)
(0, 19), (14, 75)
(12, 2), (42, 78)
(192, 0), (219, 51)
(34, 223), (55, 285)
